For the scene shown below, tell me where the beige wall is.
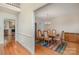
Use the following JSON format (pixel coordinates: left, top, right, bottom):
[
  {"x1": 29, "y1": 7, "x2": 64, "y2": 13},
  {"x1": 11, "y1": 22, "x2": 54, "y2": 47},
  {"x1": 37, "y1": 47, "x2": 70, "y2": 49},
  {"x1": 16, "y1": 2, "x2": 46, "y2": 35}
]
[{"x1": 35, "y1": 3, "x2": 79, "y2": 34}]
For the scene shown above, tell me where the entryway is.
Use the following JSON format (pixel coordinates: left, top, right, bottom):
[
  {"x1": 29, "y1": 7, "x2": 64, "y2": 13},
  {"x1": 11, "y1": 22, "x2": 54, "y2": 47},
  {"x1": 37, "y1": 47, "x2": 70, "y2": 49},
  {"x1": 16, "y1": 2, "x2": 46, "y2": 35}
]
[{"x1": 4, "y1": 19, "x2": 15, "y2": 47}]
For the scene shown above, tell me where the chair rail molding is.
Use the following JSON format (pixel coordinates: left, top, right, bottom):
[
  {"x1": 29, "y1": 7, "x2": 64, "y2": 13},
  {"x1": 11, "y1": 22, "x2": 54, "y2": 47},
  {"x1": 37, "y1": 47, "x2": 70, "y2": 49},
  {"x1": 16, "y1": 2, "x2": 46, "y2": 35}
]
[{"x1": 17, "y1": 32, "x2": 33, "y2": 38}]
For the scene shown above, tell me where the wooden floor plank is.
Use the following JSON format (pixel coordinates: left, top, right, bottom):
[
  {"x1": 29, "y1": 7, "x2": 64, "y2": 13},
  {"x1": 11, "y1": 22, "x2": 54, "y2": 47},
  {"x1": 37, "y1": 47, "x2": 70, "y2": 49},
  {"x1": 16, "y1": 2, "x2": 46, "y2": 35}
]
[
  {"x1": 0, "y1": 41, "x2": 31, "y2": 55},
  {"x1": 35, "y1": 45, "x2": 59, "y2": 55},
  {"x1": 35, "y1": 42, "x2": 79, "y2": 55}
]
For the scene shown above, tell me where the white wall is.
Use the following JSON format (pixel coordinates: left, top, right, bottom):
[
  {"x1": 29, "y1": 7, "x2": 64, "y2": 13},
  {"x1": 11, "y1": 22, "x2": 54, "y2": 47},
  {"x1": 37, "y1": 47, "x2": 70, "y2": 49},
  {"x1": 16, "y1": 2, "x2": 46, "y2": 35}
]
[
  {"x1": 0, "y1": 11, "x2": 17, "y2": 44},
  {"x1": 17, "y1": 3, "x2": 46, "y2": 54},
  {"x1": 35, "y1": 3, "x2": 79, "y2": 34},
  {"x1": 17, "y1": 4, "x2": 34, "y2": 54},
  {"x1": 0, "y1": 3, "x2": 46, "y2": 54}
]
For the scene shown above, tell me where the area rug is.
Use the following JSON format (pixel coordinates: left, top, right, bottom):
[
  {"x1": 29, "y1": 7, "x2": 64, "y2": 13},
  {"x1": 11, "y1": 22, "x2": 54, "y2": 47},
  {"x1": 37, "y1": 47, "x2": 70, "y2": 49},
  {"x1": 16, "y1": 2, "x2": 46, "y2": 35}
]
[
  {"x1": 41, "y1": 42, "x2": 48, "y2": 47},
  {"x1": 36, "y1": 40, "x2": 67, "y2": 54},
  {"x1": 35, "y1": 40, "x2": 48, "y2": 47},
  {"x1": 55, "y1": 42, "x2": 67, "y2": 54},
  {"x1": 35, "y1": 40, "x2": 41, "y2": 45}
]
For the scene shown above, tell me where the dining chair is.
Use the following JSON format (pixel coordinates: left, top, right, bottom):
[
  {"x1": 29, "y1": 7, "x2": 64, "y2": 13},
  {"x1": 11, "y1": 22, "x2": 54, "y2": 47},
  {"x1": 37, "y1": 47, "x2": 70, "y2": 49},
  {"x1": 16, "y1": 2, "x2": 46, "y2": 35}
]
[
  {"x1": 37, "y1": 30, "x2": 43, "y2": 41},
  {"x1": 60, "y1": 31, "x2": 65, "y2": 44},
  {"x1": 48, "y1": 30, "x2": 53, "y2": 37},
  {"x1": 52, "y1": 29, "x2": 56, "y2": 37},
  {"x1": 43, "y1": 31, "x2": 52, "y2": 47},
  {"x1": 53, "y1": 31, "x2": 65, "y2": 47}
]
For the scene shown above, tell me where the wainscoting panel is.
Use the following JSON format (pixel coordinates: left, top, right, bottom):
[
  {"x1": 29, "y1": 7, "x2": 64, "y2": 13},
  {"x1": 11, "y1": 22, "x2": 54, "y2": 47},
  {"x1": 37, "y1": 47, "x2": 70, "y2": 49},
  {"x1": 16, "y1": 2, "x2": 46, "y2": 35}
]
[
  {"x1": 64, "y1": 32, "x2": 79, "y2": 43},
  {"x1": 16, "y1": 33, "x2": 34, "y2": 54}
]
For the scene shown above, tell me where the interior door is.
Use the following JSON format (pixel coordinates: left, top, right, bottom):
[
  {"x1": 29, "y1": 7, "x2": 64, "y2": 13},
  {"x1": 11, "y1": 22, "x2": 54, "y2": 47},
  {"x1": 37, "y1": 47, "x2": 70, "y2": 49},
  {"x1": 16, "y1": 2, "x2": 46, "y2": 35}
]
[{"x1": 4, "y1": 19, "x2": 15, "y2": 46}]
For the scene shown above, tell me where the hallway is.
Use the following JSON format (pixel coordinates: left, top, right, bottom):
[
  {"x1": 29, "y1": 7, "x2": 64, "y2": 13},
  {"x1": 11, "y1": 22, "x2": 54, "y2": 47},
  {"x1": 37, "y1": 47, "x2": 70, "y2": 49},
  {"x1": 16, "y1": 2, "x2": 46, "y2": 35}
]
[{"x1": 0, "y1": 40, "x2": 31, "y2": 55}]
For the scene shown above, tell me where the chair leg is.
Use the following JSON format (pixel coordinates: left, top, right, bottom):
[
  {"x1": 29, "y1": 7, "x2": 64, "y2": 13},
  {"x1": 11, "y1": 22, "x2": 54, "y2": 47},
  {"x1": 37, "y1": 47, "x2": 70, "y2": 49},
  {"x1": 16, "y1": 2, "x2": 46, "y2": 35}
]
[
  {"x1": 53, "y1": 40, "x2": 57, "y2": 46},
  {"x1": 50, "y1": 40, "x2": 52, "y2": 46},
  {"x1": 48, "y1": 40, "x2": 51, "y2": 47}
]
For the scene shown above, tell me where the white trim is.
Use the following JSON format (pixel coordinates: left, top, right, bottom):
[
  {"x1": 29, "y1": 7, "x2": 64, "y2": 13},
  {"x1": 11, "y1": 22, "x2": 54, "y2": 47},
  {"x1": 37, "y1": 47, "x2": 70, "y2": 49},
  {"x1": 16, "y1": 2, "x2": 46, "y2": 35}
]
[
  {"x1": 0, "y1": 3, "x2": 21, "y2": 13},
  {"x1": 17, "y1": 33, "x2": 32, "y2": 38}
]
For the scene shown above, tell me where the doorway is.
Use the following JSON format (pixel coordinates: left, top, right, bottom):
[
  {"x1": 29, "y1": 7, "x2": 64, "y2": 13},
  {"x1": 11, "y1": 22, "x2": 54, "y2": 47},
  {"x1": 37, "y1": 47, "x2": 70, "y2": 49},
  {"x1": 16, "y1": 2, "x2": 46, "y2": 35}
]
[{"x1": 4, "y1": 19, "x2": 15, "y2": 46}]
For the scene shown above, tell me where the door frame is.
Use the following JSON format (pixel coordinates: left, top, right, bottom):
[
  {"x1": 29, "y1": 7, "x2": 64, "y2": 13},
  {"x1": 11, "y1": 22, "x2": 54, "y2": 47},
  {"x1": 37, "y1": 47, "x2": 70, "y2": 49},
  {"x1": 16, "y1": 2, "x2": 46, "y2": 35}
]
[{"x1": 4, "y1": 19, "x2": 16, "y2": 46}]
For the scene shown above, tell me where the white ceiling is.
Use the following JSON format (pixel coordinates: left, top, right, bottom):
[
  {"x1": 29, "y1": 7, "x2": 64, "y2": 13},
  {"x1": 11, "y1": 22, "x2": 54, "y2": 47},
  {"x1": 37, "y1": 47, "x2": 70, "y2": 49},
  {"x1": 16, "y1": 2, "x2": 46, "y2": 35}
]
[
  {"x1": 0, "y1": 3, "x2": 21, "y2": 15},
  {"x1": 0, "y1": 3, "x2": 47, "y2": 15}
]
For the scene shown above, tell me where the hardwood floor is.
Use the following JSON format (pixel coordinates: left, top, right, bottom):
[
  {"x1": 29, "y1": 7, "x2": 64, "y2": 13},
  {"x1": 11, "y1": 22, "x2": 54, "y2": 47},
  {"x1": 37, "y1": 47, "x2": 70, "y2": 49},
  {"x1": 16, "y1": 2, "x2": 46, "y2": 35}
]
[
  {"x1": 0, "y1": 41, "x2": 31, "y2": 55},
  {"x1": 63, "y1": 42, "x2": 79, "y2": 55},
  {"x1": 35, "y1": 42, "x2": 79, "y2": 55},
  {"x1": 35, "y1": 45, "x2": 59, "y2": 55}
]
